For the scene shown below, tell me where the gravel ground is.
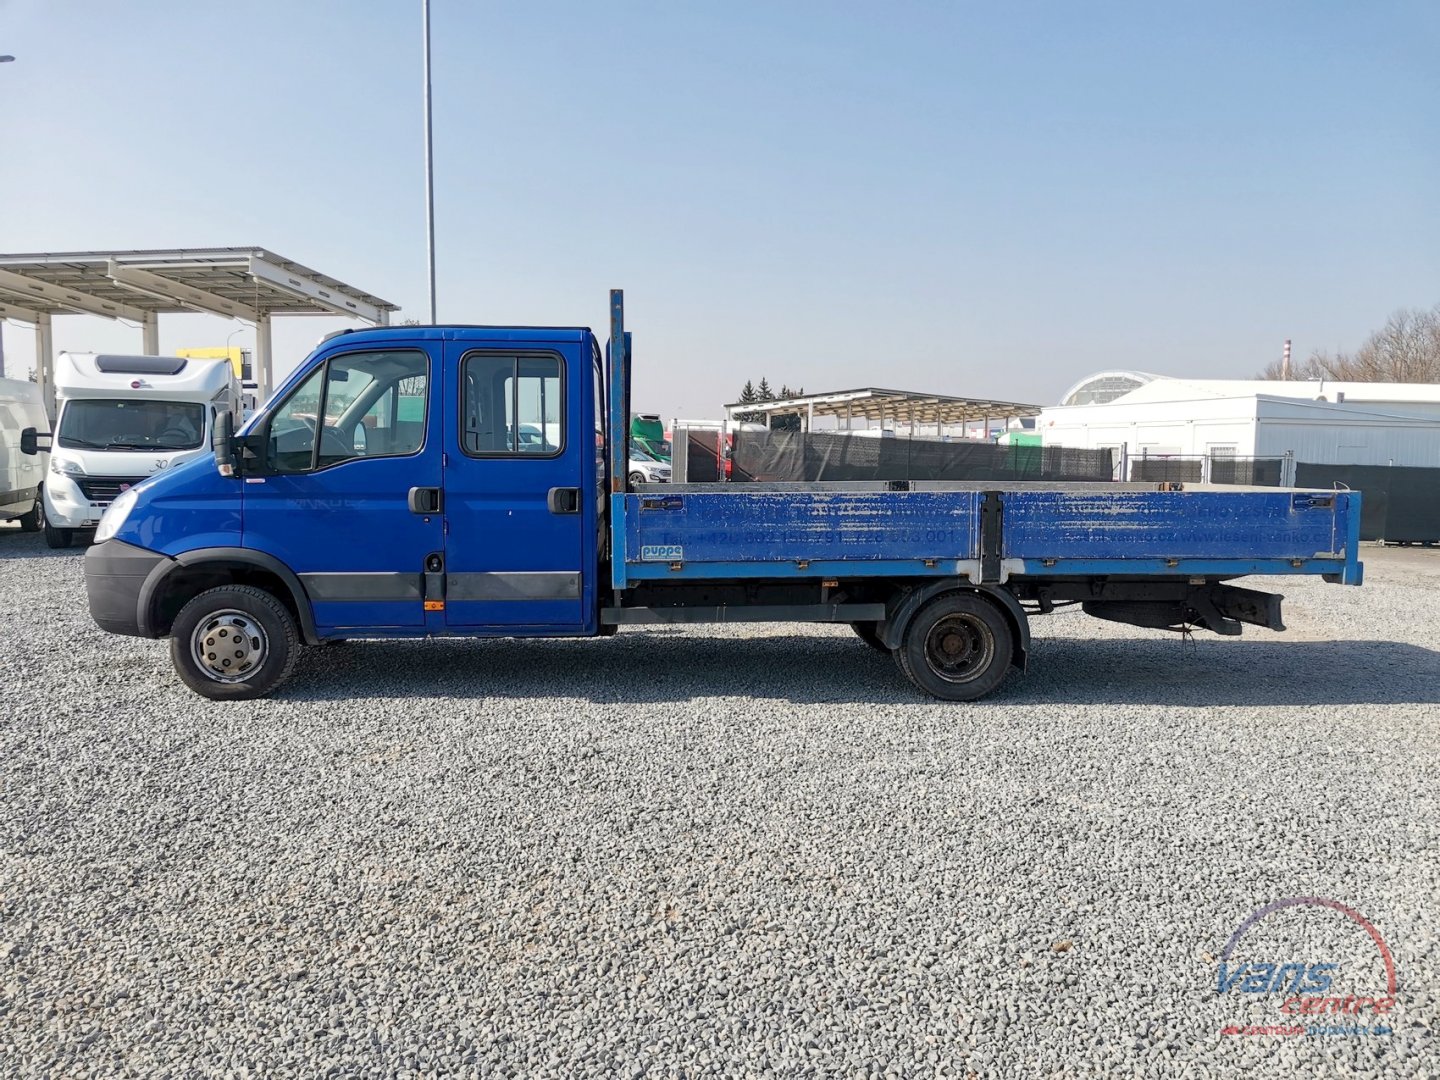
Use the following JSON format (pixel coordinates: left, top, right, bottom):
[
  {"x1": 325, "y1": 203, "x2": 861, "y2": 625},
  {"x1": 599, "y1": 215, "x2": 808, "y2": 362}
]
[{"x1": 1, "y1": 524, "x2": 1436, "y2": 1078}]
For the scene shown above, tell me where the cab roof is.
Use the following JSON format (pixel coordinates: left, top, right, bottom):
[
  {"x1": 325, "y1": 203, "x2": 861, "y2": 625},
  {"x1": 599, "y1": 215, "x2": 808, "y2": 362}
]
[{"x1": 329, "y1": 325, "x2": 595, "y2": 347}]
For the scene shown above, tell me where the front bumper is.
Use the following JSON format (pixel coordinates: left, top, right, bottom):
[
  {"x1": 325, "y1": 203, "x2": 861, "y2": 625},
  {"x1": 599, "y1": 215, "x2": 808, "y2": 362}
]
[
  {"x1": 45, "y1": 476, "x2": 103, "y2": 529},
  {"x1": 85, "y1": 539, "x2": 169, "y2": 637}
]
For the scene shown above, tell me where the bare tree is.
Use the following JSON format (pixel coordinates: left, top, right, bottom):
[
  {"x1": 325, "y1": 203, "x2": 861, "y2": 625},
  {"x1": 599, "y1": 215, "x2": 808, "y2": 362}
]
[{"x1": 1261, "y1": 303, "x2": 1440, "y2": 381}]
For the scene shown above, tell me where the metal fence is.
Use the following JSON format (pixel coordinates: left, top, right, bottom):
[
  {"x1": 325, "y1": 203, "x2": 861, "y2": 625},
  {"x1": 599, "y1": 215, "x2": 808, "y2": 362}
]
[
  {"x1": 730, "y1": 430, "x2": 1116, "y2": 483},
  {"x1": 1125, "y1": 454, "x2": 1288, "y2": 486},
  {"x1": 1294, "y1": 463, "x2": 1440, "y2": 543}
]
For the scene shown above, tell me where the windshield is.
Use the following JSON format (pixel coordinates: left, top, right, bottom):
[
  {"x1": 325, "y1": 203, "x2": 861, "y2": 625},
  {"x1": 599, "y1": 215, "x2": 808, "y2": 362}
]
[{"x1": 58, "y1": 399, "x2": 206, "y2": 451}]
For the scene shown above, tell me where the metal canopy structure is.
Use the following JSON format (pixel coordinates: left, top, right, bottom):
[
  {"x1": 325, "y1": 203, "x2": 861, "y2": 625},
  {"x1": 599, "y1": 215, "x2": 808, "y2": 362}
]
[
  {"x1": 724, "y1": 387, "x2": 1042, "y2": 433},
  {"x1": 0, "y1": 247, "x2": 399, "y2": 411}
]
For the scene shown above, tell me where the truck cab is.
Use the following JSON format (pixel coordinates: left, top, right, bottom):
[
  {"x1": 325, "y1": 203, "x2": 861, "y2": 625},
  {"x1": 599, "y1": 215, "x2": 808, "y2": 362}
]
[
  {"x1": 243, "y1": 326, "x2": 604, "y2": 632},
  {"x1": 84, "y1": 325, "x2": 612, "y2": 693}
]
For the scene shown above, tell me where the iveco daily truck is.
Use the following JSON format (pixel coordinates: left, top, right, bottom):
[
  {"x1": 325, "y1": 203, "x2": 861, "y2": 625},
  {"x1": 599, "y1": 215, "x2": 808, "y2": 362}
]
[{"x1": 72, "y1": 293, "x2": 1362, "y2": 701}]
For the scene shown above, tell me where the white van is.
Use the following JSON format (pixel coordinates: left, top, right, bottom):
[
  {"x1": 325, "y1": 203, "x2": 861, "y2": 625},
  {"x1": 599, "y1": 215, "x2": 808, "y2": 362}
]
[
  {"x1": 0, "y1": 377, "x2": 48, "y2": 532},
  {"x1": 42, "y1": 353, "x2": 241, "y2": 548}
]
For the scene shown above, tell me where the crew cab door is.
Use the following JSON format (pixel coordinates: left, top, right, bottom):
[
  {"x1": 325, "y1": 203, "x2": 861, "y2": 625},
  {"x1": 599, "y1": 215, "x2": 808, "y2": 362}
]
[
  {"x1": 441, "y1": 340, "x2": 591, "y2": 631},
  {"x1": 242, "y1": 345, "x2": 441, "y2": 630}
]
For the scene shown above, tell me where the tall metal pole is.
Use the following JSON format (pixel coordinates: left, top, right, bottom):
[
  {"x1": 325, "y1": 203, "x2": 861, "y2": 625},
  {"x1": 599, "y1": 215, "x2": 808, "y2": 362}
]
[
  {"x1": 0, "y1": 59, "x2": 10, "y2": 375},
  {"x1": 422, "y1": 0, "x2": 437, "y2": 324}
]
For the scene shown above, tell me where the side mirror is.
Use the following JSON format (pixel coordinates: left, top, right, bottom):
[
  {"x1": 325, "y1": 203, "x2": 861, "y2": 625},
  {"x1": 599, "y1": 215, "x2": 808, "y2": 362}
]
[
  {"x1": 19, "y1": 427, "x2": 50, "y2": 456},
  {"x1": 213, "y1": 412, "x2": 238, "y2": 476}
]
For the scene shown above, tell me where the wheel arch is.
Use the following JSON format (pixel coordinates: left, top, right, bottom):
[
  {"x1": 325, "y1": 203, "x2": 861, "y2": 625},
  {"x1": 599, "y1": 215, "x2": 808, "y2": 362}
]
[
  {"x1": 878, "y1": 579, "x2": 1029, "y2": 670},
  {"x1": 139, "y1": 547, "x2": 321, "y2": 645}
]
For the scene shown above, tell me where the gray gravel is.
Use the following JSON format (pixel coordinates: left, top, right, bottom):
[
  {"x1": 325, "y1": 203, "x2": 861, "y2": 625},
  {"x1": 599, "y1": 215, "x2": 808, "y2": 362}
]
[{"x1": 1, "y1": 524, "x2": 1436, "y2": 1078}]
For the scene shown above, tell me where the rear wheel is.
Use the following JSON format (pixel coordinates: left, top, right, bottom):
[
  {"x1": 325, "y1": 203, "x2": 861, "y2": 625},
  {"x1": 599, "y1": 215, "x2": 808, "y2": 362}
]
[
  {"x1": 897, "y1": 592, "x2": 1014, "y2": 701},
  {"x1": 169, "y1": 585, "x2": 300, "y2": 700},
  {"x1": 850, "y1": 621, "x2": 889, "y2": 653}
]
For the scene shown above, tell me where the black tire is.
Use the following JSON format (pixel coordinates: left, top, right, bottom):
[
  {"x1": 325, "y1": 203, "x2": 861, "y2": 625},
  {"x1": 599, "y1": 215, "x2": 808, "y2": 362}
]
[
  {"x1": 897, "y1": 591, "x2": 1014, "y2": 701},
  {"x1": 43, "y1": 515, "x2": 74, "y2": 549},
  {"x1": 850, "y1": 621, "x2": 890, "y2": 653},
  {"x1": 18, "y1": 501, "x2": 41, "y2": 533},
  {"x1": 628, "y1": 471, "x2": 646, "y2": 487},
  {"x1": 168, "y1": 585, "x2": 300, "y2": 700}
]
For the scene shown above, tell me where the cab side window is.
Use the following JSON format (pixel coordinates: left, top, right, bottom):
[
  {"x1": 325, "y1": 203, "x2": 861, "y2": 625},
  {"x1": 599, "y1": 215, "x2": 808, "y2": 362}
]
[
  {"x1": 268, "y1": 350, "x2": 428, "y2": 473},
  {"x1": 269, "y1": 366, "x2": 324, "y2": 473},
  {"x1": 460, "y1": 352, "x2": 564, "y2": 457}
]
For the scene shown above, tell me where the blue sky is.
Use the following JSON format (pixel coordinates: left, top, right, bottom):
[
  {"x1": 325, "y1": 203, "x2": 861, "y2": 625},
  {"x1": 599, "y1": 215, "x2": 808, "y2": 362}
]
[{"x1": 1, "y1": 0, "x2": 1437, "y2": 416}]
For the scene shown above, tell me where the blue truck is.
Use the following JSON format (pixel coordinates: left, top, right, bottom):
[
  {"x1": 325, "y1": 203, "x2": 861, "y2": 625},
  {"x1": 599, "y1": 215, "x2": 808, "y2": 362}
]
[{"x1": 75, "y1": 291, "x2": 1363, "y2": 702}]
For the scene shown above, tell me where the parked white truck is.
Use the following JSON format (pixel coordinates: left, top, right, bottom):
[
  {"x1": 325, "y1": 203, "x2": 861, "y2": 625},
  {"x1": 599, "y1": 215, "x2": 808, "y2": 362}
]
[
  {"x1": 1, "y1": 377, "x2": 49, "y2": 532},
  {"x1": 41, "y1": 353, "x2": 241, "y2": 548}
]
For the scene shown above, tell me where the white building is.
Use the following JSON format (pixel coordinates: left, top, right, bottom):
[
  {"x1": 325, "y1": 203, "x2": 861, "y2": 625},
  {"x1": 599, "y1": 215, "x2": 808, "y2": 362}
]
[{"x1": 1041, "y1": 374, "x2": 1440, "y2": 468}]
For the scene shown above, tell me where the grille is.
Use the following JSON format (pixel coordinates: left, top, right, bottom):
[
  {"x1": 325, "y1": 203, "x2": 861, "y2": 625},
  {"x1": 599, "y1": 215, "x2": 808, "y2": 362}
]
[{"x1": 77, "y1": 477, "x2": 146, "y2": 502}]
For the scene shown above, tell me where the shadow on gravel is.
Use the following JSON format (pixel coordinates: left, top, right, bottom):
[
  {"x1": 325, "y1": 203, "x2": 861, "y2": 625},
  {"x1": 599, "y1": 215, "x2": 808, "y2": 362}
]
[
  {"x1": 282, "y1": 633, "x2": 1440, "y2": 707},
  {"x1": 0, "y1": 524, "x2": 87, "y2": 560}
]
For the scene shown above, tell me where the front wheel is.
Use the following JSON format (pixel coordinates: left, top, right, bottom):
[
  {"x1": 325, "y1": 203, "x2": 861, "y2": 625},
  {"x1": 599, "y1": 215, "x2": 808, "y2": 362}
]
[
  {"x1": 628, "y1": 470, "x2": 646, "y2": 487},
  {"x1": 169, "y1": 585, "x2": 300, "y2": 700},
  {"x1": 896, "y1": 592, "x2": 1014, "y2": 701},
  {"x1": 43, "y1": 516, "x2": 74, "y2": 549},
  {"x1": 18, "y1": 500, "x2": 41, "y2": 533}
]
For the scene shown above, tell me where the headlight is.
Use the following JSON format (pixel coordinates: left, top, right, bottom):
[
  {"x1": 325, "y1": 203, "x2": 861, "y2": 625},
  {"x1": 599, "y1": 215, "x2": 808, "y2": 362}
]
[
  {"x1": 50, "y1": 456, "x2": 86, "y2": 477},
  {"x1": 95, "y1": 487, "x2": 139, "y2": 543}
]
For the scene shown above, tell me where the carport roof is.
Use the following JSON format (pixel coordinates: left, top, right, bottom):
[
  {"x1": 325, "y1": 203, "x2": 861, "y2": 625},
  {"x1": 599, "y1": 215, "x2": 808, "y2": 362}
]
[
  {"x1": 0, "y1": 247, "x2": 398, "y2": 325},
  {"x1": 725, "y1": 387, "x2": 1042, "y2": 425}
]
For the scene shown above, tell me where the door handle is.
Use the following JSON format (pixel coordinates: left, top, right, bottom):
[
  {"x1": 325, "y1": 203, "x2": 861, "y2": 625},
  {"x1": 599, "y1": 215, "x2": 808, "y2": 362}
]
[
  {"x1": 547, "y1": 487, "x2": 581, "y2": 514},
  {"x1": 408, "y1": 486, "x2": 442, "y2": 514}
]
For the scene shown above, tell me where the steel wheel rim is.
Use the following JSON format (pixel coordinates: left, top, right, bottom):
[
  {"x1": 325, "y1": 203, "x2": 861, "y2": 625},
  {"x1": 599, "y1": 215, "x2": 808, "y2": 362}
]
[
  {"x1": 190, "y1": 609, "x2": 268, "y2": 683},
  {"x1": 923, "y1": 613, "x2": 995, "y2": 684}
]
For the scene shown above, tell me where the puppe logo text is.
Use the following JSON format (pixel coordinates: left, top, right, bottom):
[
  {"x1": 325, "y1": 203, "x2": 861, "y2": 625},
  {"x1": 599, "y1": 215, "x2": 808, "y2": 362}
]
[{"x1": 1215, "y1": 896, "x2": 1398, "y2": 1037}]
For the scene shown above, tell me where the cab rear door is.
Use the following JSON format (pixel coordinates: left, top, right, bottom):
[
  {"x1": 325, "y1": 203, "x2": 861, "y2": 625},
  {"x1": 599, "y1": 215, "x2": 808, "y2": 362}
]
[{"x1": 440, "y1": 335, "x2": 593, "y2": 632}]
